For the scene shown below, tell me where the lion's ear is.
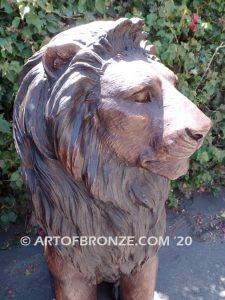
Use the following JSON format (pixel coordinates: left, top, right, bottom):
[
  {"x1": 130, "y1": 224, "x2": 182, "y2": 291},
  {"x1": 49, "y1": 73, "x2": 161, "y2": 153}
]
[
  {"x1": 140, "y1": 41, "x2": 157, "y2": 56},
  {"x1": 42, "y1": 42, "x2": 82, "y2": 79},
  {"x1": 145, "y1": 44, "x2": 156, "y2": 55}
]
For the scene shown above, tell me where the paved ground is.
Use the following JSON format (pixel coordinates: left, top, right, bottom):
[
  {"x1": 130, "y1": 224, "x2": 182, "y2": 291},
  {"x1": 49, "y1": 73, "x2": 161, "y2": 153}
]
[{"x1": 0, "y1": 189, "x2": 224, "y2": 300}]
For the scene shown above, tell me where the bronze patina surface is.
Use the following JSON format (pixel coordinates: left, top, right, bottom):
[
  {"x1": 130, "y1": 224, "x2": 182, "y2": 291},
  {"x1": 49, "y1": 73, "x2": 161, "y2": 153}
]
[{"x1": 13, "y1": 18, "x2": 211, "y2": 300}]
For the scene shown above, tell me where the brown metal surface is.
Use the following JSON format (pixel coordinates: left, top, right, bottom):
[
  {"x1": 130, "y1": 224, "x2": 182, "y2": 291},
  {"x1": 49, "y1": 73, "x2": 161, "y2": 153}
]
[{"x1": 13, "y1": 18, "x2": 211, "y2": 299}]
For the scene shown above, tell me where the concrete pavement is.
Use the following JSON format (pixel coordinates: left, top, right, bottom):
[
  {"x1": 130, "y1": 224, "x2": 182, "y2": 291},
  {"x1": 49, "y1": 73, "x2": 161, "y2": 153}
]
[{"x1": 0, "y1": 189, "x2": 224, "y2": 300}]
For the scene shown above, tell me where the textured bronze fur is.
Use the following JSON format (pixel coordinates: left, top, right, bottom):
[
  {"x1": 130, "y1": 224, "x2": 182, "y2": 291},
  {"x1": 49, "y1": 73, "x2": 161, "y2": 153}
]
[{"x1": 13, "y1": 18, "x2": 211, "y2": 298}]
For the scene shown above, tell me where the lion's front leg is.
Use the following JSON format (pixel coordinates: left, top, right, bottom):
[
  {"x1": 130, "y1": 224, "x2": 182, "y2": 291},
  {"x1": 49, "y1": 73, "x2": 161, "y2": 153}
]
[
  {"x1": 44, "y1": 245, "x2": 97, "y2": 300},
  {"x1": 120, "y1": 254, "x2": 158, "y2": 300}
]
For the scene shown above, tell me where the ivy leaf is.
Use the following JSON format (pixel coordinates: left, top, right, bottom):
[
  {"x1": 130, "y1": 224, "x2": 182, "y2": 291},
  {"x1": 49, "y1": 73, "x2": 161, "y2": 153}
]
[
  {"x1": 212, "y1": 148, "x2": 225, "y2": 163},
  {"x1": 146, "y1": 13, "x2": 157, "y2": 28},
  {"x1": 198, "y1": 151, "x2": 210, "y2": 162},
  {"x1": 95, "y1": 0, "x2": 105, "y2": 14},
  {"x1": 45, "y1": 3, "x2": 53, "y2": 13},
  {"x1": 10, "y1": 171, "x2": 20, "y2": 182},
  {"x1": 12, "y1": 17, "x2": 20, "y2": 28},
  {"x1": 1, "y1": 0, "x2": 13, "y2": 14},
  {"x1": 25, "y1": 13, "x2": 42, "y2": 33},
  {"x1": 0, "y1": 214, "x2": 8, "y2": 223},
  {"x1": 0, "y1": 116, "x2": 10, "y2": 134},
  {"x1": 7, "y1": 212, "x2": 17, "y2": 222},
  {"x1": 222, "y1": 127, "x2": 225, "y2": 139},
  {"x1": 164, "y1": 0, "x2": 175, "y2": 16},
  {"x1": 22, "y1": 26, "x2": 33, "y2": 39}
]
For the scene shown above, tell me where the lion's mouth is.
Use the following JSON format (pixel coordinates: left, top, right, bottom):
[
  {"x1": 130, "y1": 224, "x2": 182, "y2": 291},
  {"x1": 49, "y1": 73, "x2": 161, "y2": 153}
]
[
  {"x1": 139, "y1": 123, "x2": 211, "y2": 180},
  {"x1": 139, "y1": 141, "x2": 195, "y2": 180}
]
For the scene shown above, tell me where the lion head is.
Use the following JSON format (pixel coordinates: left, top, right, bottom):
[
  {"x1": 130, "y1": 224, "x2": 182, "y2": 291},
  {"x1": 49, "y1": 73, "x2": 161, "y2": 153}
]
[{"x1": 13, "y1": 18, "x2": 211, "y2": 282}]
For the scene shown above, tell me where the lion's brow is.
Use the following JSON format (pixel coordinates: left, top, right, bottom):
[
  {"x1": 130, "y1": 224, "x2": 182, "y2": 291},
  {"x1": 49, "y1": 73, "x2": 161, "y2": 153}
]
[{"x1": 116, "y1": 78, "x2": 160, "y2": 98}]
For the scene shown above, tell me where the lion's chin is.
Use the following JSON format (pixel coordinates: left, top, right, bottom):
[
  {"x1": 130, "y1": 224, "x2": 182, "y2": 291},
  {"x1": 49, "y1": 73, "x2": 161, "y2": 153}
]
[{"x1": 142, "y1": 158, "x2": 190, "y2": 180}]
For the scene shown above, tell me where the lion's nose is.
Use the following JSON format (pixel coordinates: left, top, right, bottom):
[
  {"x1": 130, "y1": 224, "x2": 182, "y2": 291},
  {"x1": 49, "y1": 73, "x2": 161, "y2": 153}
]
[
  {"x1": 185, "y1": 128, "x2": 203, "y2": 141},
  {"x1": 185, "y1": 118, "x2": 212, "y2": 142}
]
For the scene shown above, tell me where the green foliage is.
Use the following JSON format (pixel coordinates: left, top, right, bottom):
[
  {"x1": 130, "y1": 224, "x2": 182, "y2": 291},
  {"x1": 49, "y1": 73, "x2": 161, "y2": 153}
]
[{"x1": 0, "y1": 0, "x2": 224, "y2": 228}]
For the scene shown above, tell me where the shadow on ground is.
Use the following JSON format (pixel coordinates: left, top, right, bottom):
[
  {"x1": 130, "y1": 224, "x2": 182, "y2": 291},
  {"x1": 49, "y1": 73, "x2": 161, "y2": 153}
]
[{"x1": 0, "y1": 189, "x2": 224, "y2": 300}]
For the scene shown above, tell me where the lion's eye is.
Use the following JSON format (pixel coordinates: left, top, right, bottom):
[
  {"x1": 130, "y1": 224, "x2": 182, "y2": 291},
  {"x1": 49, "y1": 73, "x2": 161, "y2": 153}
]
[{"x1": 134, "y1": 91, "x2": 152, "y2": 103}]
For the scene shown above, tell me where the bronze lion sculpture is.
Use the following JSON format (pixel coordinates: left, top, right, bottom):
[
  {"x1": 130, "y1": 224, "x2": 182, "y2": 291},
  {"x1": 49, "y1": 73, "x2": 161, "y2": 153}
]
[{"x1": 13, "y1": 18, "x2": 211, "y2": 300}]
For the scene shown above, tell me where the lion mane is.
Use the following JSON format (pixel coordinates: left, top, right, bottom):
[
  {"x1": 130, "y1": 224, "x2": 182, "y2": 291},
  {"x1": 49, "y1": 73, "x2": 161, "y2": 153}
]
[{"x1": 13, "y1": 18, "x2": 170, "y2": 284}]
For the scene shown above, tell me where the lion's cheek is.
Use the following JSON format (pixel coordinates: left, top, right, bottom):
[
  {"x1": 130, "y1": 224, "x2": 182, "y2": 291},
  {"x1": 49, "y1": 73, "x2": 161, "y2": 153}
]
[
  {"x1": 96, "y1": 106, "x2": 153, "y2": 164},
  {"x1": 102, "y1": 131, "x2": 150, "y2": 165}
]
